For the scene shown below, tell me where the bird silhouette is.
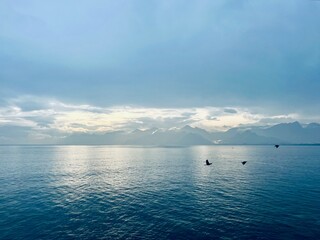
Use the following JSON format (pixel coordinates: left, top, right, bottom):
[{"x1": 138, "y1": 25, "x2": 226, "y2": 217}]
[
  {"x1": 275, "y1": 145, "x2": 280, "y2": 148},
  {"x1": 241, "y1": 161, "x2": 247, "y2": 165},
  {"x1": 206, "y1": 159, "x2": 212, "y2": 165}
]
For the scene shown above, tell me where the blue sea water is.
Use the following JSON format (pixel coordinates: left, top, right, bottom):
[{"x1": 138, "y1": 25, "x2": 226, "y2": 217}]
[{"x1": 0, "y1": 145, "x2": 319, "y2": 240}]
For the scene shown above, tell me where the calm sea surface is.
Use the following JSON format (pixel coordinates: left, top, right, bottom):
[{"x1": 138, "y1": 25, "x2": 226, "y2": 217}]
[{"x1": 0, "y1": 145, "x2": 319, "y2": 239}]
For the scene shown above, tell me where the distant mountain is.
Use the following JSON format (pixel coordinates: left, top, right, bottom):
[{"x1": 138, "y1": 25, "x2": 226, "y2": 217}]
[
  {"x1": 303, "y1": 123, "x2": 320, "y2": 143},
  {"x1": 61, "y1": 127, "x2": 213, "y2": 146},
  {"x1": 61, "y1": 131, "x2": 126, "y2": 145},
  {"x1": 256, "y1": 121, "x2": 304, "y2": 143},
  {"x1": 59, "y1": 122, "x2": 320, "y2": 145},
  {"x1": 180, "y1": 125, "x2": 213, "y2": 140},
  {"x1": 124, "y1": 129, "x2": 213, "y2": 146},
  {"x1": 222, "y1": 130, "x2": 282, "y2": 145},
  {"x1": 305, "y1": 123, "x2": 320, "y2": 129},
  {"x1": 252, "y1": 122, "x2": 320, "y2": 144}
]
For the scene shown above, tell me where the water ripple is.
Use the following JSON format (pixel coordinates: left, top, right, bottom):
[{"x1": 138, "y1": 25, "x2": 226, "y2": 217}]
[{"x1": 0, "y1": 145, "x2": 320, "y2": 239}]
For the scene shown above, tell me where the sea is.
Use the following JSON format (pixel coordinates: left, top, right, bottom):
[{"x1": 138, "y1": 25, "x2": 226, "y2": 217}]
[{"x1": 0, "y1": 145, "x2": 319, "y2": 240}]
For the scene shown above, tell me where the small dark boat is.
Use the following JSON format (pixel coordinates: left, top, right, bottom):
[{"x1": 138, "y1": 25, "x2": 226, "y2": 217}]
[
  {"x1": 241, "y1": 161, "x2": 247, "y2": 165},
  {"x1": 275, "y1": 145, "x2": 280, "y2": 148},
  {"x1": 206, "y1": 159, "x2": 212, "y2": 165}
]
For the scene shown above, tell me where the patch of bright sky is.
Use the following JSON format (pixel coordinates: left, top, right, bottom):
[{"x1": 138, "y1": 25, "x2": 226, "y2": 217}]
[{"x1": 0, "y1": 96, "x2": 313, "y2": 136}]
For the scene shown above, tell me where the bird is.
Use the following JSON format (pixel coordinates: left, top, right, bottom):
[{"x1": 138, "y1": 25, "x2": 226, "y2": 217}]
[
  {"x1": 274, "y1": 144, "x2": 280, "y2": 148},
  {"x1": 206, "y1": 159, "x2": 212, "y2": 165},
  {"x1": 241, "y1": 161, "x2": 247, "y2": 165}
]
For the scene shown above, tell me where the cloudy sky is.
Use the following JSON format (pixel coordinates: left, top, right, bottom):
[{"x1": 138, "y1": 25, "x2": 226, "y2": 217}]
[{"x1": 1, "y1": 0, "x2": 320, "y2": 143}]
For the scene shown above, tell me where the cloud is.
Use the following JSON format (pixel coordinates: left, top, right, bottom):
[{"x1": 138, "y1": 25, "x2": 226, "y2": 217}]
[
  {"x1": 224, "y1": 108, "x2": 237, "y2": 114},
  {"x1": 258, "y1": 115, "x2": 297, "y2": 125},
  {"x1": 1, "y1": 1, "x2": 320, "y2": 143},
  {"x1": 0, "y1": 1, "x2": 319, "y2": 112},
  {"x1": 1, "y1": 95, "x2": 319, "y2": 144},
  {"x1": 206, "y1": 116, "x2": 219, "y2": 121}
]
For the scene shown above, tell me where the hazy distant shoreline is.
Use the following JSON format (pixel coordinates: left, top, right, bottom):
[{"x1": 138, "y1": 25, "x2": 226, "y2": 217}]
[{"x1": 1, "y1": 144, "x2": 320, "y2": 147}]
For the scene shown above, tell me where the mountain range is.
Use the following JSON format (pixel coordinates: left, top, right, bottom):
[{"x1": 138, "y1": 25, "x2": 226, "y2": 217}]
[{"x1": 61, "y1": 121, "x2": 320, "y2": 146}]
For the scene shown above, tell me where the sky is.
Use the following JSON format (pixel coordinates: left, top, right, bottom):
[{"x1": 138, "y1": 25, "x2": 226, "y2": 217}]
[{"x1": 0, "y1": 0, "x2": 320, "y2": 143}]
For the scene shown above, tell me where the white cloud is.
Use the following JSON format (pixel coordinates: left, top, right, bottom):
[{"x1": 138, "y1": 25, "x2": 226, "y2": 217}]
[{"x1": 0, "y1": 96, "x2": 319, "y2": 142}]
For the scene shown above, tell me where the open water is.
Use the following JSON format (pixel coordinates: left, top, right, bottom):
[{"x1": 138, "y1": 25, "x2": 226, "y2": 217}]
[{"x1": 0, "y1": 145, "x2": 319, "y2": 239}]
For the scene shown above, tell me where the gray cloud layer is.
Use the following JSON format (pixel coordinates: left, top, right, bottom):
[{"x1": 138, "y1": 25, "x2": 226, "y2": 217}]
[{"x1": 0, "y1": 1, "x2": 320, "y2": 115}]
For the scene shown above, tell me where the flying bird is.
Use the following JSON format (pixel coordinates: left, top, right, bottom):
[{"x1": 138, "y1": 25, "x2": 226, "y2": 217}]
[
  {"x1": 206, "y1": 159, "x2": 212, "y2": 165},
  {"x1": 241, "y1": 161, "x2": 247, "y2": 165},
  {"x1": 275, "y1": 145, "x2": 280, "y2": 148}
]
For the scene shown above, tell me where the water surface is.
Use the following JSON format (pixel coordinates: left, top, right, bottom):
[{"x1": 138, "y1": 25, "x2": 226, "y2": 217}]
[{"x1": 0, "y1": 145, "x2": 319, "y2": 239}]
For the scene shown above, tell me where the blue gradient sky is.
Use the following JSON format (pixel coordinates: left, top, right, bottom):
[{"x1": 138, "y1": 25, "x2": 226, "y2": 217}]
[{"x1": 0, "y1": 0, "x2": 320, "y2": 142}]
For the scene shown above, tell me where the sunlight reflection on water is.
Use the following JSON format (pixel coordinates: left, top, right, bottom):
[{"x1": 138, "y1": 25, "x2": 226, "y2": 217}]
[{"x1": 0, "y1": 145, "x2": 319, "y2": 239}]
